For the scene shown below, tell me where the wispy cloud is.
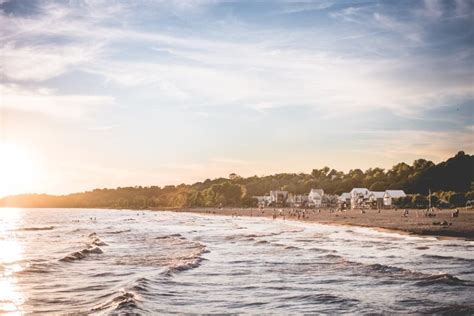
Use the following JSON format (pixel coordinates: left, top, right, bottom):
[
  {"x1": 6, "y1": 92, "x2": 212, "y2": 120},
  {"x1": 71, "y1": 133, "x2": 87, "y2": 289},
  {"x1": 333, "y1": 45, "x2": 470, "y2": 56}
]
[
  {"x1": 2, "y1": 0, "x2": 471, "y2": 118},
  {"x1": 1, "y1": 42, "x2": 103, "y2": 81},
  {"x1": 1, "y1": 84, "x2": 114, "y2": 118}
]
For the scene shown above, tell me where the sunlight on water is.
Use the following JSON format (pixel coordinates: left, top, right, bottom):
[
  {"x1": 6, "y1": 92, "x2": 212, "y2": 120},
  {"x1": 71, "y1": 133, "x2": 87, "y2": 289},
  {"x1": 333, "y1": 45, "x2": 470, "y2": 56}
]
[
  {"x1": 0, "y1": 208, "x2": 25, "y2": 315},
  {"x1": 0, "y1": 240, "x2": 23, "y2": 265}
]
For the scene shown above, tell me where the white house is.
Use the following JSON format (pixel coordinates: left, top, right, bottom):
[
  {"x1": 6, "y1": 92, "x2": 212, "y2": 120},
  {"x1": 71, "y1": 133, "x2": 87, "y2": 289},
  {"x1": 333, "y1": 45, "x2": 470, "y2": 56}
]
[
  {"x1": 383, "y1": 190, "x2": 406, "y2": 207},
  {"x1": 269, "y1": 190, "x2": 288, "y2": 206},
  {"x1": 287, "y1": 194, "x2": 308, "y2": 207},
  {"x1": 308, "y1": 189, "x2": 324, "y2": 207},
  {"x1": 322, "y1": 194, "x2": 339, "y2": 207},
  {"x1": 253, "y1": 196, "x2": 269, "y2": 207},
  {"x1": 338, "y1": 192, "x2": 351, "y2": 207},
  {"x1": 350, "y1": 188, "x2": 370, "y2": 208},
  {"x1": 368, "y1": 191, "x2": 385, "y2": 209}
]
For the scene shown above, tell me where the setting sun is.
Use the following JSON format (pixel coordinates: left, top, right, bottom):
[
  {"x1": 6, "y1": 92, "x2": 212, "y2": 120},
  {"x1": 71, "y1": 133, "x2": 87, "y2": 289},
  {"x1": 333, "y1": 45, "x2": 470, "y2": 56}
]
[{"x1": 0, "y1": 143, "x2": 36, "y2": 197}]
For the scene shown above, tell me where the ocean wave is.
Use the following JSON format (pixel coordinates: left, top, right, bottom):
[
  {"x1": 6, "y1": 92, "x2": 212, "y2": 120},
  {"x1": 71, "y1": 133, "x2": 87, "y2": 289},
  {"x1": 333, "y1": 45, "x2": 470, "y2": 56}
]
[
  {"x1": 131, "y1": 277, "x2": 152, "y2": 293},
  {"x1": 282, "y1": 293, "x2": 360, "y2": 306},
  {"x1": 106, "y1": 229, "x2": 131, "y2": 234},
  {"x1": 16, "y1": 261, "x2": 57, "y2": 275},
  {"x1": 295, "y1": 238, "x2": 315, "y2": 243},
  {"x1": 60, "y1": 233, "x2": 107, "y2": 262},
  {"x1": 60, "y1": 246, "x2": 103, "y2": 262},
  {"x1": 162, "y1": 244, "x2": 207, "y2": 275},
  {"x1": 156, "y1": 233, "x2": 184, "y2": 240},
  {"x1": 111, "y1": 234, "x2": 208, "y2": 274},
  {"x1": 340, "y1": 260, "x2": 473, "y2": 287},
  {"x1": 92, "y1": 290, "x2": 142, "y2": 313},
  {"x1": 421, "y1": 304, "x2": 474, "y2": 314},
  {"x1": 414, "y1": 273, "x2": 473, "y2": 287},
  {"x1": 421, "y1": 254, "x2": 474, "y2": 264},
  {"x1": 15, "y1": 226, "x2": 55, "y2": 231},
  {"x1": 309, "y1": 247, "x2": 333, "y2": 253},
  {"x1": 323, "y1": 254, "x2": 343, "y2": 260}
]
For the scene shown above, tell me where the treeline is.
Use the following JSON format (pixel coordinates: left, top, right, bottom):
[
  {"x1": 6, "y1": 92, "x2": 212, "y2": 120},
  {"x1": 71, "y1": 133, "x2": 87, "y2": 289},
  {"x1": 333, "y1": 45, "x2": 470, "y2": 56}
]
[
  {"x1": 394, "y1": 191, "x2": 474, "y2": 209},
  {"x1": 1, "y1": 151, "x2": 473, "y2": 209}
]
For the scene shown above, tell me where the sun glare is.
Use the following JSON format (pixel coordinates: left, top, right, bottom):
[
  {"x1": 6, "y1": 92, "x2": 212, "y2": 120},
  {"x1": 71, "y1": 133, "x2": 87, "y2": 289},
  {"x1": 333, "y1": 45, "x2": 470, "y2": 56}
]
[{"x1": 0, "y1": 143, "x2": 37, "y2": 197}]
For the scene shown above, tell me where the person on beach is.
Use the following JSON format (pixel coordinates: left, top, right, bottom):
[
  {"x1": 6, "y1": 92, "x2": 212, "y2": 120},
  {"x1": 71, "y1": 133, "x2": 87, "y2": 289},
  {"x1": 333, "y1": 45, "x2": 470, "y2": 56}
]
[{"x1": 403, "y1": 209, "x2": 409, "y2": 217}]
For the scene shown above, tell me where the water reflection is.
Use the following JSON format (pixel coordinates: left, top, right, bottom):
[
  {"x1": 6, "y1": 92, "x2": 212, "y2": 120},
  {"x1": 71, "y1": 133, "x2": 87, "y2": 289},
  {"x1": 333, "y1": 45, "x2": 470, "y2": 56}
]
[{"x1": 0, "y1": 208, "x2": 25, "y2": 315}]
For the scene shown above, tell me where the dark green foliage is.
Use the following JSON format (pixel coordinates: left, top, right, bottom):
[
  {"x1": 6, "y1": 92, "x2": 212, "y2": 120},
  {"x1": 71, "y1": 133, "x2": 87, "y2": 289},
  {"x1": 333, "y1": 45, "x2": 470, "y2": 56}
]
[
  {"x1": 412, "y1": 194, "x2": 429, "y2": 208},
  {"x1": 369, "y1": 181, "x2": 386, "y2": 191},
  {"x1": 448, "y1": 192, "x2": 467, "y2": 207},
  {"x1": 1, "y1": 151, "x2": 473, "y2": 208}
]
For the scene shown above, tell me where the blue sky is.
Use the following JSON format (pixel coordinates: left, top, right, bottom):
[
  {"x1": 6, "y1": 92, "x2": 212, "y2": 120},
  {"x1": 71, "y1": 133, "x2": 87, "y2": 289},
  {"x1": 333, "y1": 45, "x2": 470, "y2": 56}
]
[{"x1": 1, "y1": 0, "x2": 473, "y2": 196}]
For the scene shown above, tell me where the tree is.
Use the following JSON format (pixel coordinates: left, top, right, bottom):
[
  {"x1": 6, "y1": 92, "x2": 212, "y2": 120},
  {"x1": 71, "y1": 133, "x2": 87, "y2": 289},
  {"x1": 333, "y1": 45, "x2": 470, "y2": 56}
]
[
  {"x1": 449, "y1": 193, "x2": 467, "y2": 207},
  {"x1": 229, "y1": 173, "x2": 241, "y2": 180},
  {"x1": 412, "y1": 194, "x2": 428, "y2": 208},
  {"x1": 369, "y1": 181, "x2": 386, "y2": 191}
]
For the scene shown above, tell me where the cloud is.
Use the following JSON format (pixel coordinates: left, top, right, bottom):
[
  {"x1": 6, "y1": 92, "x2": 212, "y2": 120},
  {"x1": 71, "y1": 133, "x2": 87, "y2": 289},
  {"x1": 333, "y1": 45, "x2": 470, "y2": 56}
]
[
  {"x1": 273, "y1": 1, "x2": 334, "y2": 15},
  {"x1": 1, "y1": 42, "x2": 103, "y2": 81},
  {"x1": 1, "y1": 1, "x2": 472, "y2": 127},
  {"x1": 420, "y1": 0, "x2": 444, "y2": 19},
  {"x1": 373, "y1": 12, "x2": 423, "y2": 43},
  {"x1": 0, "y1": 84, "x2": 114, "y2": 118}
]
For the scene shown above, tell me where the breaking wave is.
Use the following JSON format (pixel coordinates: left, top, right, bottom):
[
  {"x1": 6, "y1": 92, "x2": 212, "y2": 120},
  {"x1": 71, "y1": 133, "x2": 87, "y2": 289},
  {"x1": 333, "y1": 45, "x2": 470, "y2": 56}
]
[
  {"x1": 337, "y1": 260, "x2": 473, "y2": 287},
  {"x1": 112, "y1": 233, "x2": 208, "y2": 275},
  {"x1": 59, "y1": 233, "x2": 107, "y2": 262},
  {"x1": 92, "y1": 290, "x2": 142, "y2": 313}
]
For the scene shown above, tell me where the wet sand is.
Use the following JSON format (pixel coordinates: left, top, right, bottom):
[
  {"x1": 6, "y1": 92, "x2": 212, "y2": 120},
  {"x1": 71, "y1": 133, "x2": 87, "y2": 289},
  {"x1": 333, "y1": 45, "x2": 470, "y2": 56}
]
[{"x1": 156, "y1": 207, "x2": 474, "y2": 240}]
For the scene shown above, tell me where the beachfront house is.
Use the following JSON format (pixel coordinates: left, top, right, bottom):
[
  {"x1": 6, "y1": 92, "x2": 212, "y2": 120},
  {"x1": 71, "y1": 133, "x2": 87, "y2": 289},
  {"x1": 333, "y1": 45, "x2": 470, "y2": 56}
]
[
  {"x1": 308, "y1": 189, "x2": 324, "y2": 207},
  {"x1": 254, "y1": 196, "x2": 269, "y2": 207},
  {"x1": 350, "y1": 188, "x2": 370, "y2": 209},
  {"x1": 368, "y1": 191, "x2": 385, "y2": 209},
  {"x1": 322, "y1": 194, "x2": 339, "y2": 207},
  {"x1": 269, "y1": 190, "x2": 288, "y2": 206},
  {"x1": 287, "y1": 194, "x2": 309, "y2": 208},
  {"x1": 383, "y1": 190, "x2": 406, "y2": 207},
  {"x1": 338, "y1": 192, "x2": 351, "y2": 208}
]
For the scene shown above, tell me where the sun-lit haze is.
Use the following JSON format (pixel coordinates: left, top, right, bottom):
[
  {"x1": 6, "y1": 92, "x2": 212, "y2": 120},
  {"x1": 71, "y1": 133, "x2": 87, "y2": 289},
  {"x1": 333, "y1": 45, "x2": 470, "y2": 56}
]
[
  {"x1": 0, "y1": 144, "x2": 39, "y2": 197},
  {"x1": 1, "y1": 0, "x2": 473, "y2": 197}
]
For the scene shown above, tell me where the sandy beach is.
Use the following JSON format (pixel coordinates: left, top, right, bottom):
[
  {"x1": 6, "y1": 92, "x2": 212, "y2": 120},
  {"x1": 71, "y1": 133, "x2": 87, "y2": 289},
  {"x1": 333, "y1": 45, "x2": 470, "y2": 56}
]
[{"x1": 157, "y1": 207, "x2": 474, "y2": 239}]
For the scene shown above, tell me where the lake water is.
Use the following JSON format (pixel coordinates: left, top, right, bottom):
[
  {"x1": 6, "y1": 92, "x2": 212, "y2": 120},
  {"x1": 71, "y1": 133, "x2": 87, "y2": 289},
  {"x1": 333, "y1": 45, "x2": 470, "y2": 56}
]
[{"x1": 0, "y1": 208, "x2": 473, "y2": 314}]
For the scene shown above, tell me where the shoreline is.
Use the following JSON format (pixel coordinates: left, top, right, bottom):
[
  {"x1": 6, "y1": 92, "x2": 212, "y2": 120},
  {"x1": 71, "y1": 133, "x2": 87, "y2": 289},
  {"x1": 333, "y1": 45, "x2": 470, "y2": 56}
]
[
  {"x1": 152, "y1": 207, "x2": 474, "y2": 240},
  {"x1": 1, "y1": 206, "x2": 472, "y2": 240}
]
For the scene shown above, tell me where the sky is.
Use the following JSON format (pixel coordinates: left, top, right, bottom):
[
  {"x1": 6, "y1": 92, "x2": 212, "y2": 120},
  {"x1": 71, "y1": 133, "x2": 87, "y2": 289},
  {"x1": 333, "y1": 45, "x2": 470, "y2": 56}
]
[{"x1": 0, "y1": 0, "x2": 473, "y2": 197}]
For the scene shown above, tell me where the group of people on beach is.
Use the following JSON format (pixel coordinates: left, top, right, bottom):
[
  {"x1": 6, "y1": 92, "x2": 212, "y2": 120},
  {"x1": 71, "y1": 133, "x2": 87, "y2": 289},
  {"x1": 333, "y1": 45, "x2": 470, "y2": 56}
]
[
  {"x1": 212, "y1": 205, "x2": 462, "y2": 224},
  {"x1": 267, "y1": 208, "x2": 309, "y2": 220}
]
